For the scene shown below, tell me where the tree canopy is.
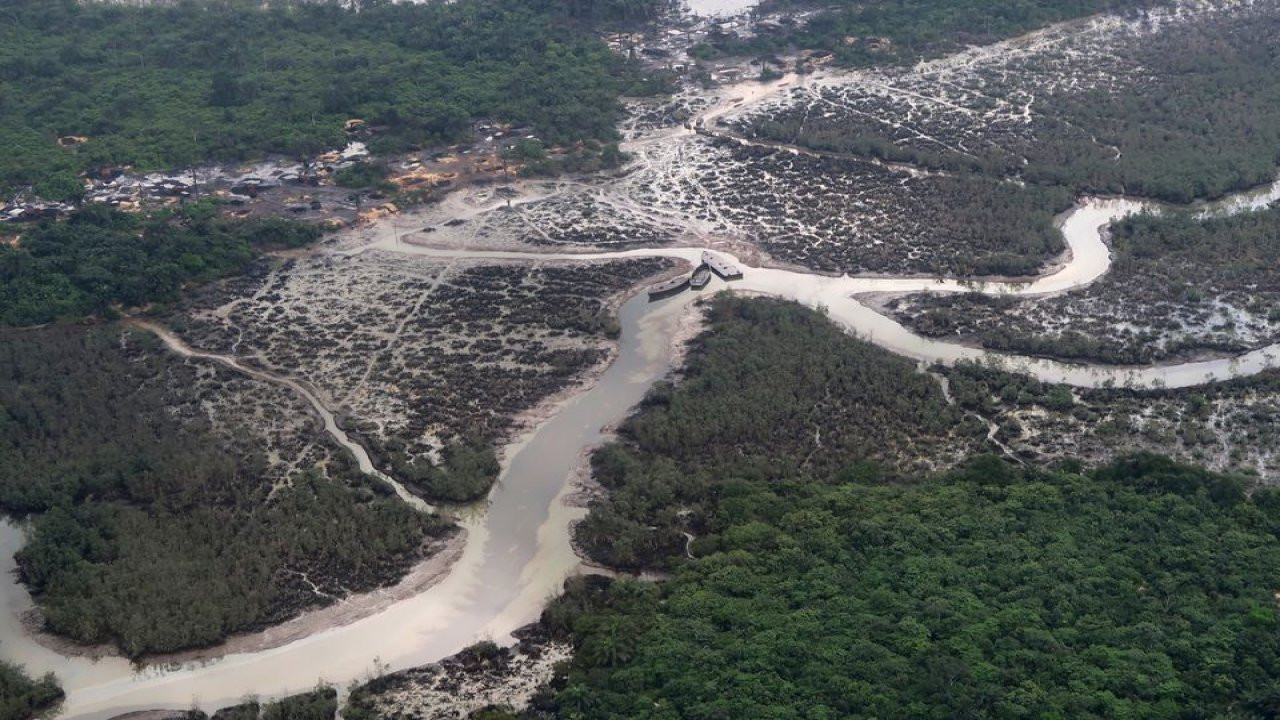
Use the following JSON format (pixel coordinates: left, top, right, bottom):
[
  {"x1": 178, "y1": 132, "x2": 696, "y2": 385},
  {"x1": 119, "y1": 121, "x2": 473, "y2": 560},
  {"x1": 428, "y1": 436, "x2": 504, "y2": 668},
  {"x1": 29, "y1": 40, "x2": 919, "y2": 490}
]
[
  {"x1": 528, "y1": 298, "x2": 1280, "y2": 719},
  {"x1": 0, "y1": 203, "x2": 319, "y2": 326},
  {"x1": 0, "y1": 659, "x2": 62, "y2": 720},
  {"x1": 0, "y1": 0, "x2": 670, "y2": 196}
]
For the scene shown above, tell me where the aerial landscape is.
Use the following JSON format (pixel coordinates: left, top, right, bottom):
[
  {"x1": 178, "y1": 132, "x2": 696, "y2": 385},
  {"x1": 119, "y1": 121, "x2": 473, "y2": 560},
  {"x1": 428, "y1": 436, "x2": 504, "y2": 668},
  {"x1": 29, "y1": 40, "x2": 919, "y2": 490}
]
[{"x1": 3, "y1": 0, "x2": 1280, "y2": 718}]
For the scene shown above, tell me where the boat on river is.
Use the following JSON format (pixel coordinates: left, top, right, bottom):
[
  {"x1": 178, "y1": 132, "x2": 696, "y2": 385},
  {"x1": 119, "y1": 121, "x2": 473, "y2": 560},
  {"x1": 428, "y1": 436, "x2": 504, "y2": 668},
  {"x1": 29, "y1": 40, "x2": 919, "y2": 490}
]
[
  {"x1": 690, "y1": 266, "x2": 712, "y2": 290},
  {"x1": 702, "y1": 251, "x2": 742, "y2": 280},
  {"x1": 648, "y1": 274, "x2": 691, "y2": 300}
]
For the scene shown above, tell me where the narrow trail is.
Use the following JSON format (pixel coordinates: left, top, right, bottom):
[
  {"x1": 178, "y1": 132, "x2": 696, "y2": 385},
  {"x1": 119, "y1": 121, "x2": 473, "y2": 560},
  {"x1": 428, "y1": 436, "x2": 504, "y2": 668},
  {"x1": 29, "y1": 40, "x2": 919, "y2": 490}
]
[
  {"x1": 342, "y1": 261, "x2": 455, "y2": 406},
  {"x1": 926, "y1": 366, "x2": 1024, "y2": 464},
  {"x1": 128, "y1": 319, "x2": 434, "y2": 514},
  {"x1": 5, "y1": 8, "x2": 1280, "y2": 717}
]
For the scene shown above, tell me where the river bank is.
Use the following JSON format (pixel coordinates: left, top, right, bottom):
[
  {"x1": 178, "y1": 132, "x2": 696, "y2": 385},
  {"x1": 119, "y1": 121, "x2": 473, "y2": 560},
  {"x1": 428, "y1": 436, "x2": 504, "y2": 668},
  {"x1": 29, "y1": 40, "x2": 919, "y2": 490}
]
[
  {"x1": 0, "y1": 280, "x2": 703, "y2": 719},
  {"x1": 10, "y1": 114, "x2": 1277, "y2": 720},
  {"x1": 3, "y1": 8, "x2": 1280, "y2": 715},
  {"x1": 11, "y1": 530, "x2": 465, "y2": 667}
]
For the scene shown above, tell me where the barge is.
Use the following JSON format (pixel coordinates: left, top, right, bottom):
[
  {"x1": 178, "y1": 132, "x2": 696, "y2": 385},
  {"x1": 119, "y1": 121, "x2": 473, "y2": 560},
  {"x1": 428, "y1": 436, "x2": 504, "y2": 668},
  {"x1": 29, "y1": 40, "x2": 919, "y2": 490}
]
[
  {"x1": 702, "y1": 251, "x2": 743, "y2": 280},
  {"x1": 690, "y1": 266, "x2": 712, "y2": 290},
  {"x1": 648, "y1": 274, "x2": 691, "y2": 300}
]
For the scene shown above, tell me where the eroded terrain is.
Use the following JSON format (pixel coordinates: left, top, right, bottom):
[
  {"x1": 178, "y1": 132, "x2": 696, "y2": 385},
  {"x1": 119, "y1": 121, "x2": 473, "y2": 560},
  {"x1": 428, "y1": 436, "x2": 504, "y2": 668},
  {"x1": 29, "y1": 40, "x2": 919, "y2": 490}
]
[
  {"x1": 942, "y1": 361, "x2": 1280, "y2": 481},
  {"x1": 886, "y1": 199, "x2": 1280, "y2": 364},
  {"x1": 171, "y1": 253, "x2": 676, "y2": 500}
]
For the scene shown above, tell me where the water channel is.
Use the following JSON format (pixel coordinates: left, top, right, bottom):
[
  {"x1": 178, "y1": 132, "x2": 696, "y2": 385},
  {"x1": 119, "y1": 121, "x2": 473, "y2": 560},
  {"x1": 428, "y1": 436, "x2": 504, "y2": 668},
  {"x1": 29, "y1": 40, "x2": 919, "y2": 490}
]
[
  {"x1": 3, "y1": 31, "x2": 1280, "y2": 718},
  {"x1": 4, "y1": 173, "x2": 1277, "y2": 716},
  {"x1": 0, "y1": 285, "x2": 701, "y2": 719}
]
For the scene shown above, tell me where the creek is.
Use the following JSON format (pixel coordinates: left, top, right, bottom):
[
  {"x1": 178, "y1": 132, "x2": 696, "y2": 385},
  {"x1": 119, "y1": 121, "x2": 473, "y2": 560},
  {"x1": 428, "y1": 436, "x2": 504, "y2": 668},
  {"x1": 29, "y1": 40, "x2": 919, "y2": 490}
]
[
  {"x1": 0, "y1": 285, "x2": 701, "y2": 719},
  {"x1": 2, "y1": 37, "x2": 1280, "y2": 719}
]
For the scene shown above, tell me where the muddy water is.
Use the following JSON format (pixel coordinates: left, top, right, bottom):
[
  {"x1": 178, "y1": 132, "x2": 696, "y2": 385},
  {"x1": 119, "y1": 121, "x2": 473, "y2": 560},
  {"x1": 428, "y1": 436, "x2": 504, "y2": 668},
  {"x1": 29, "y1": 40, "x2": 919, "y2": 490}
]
[
  {"x1": 359, "y1": 176, "x2": 1280, "y2": 390},
  {"x1": 4, "y1": 177, "x2": 1278, "y2": 720},
  {"x1": 0, "y1": 287, "x2": 700, "y2": 719}
]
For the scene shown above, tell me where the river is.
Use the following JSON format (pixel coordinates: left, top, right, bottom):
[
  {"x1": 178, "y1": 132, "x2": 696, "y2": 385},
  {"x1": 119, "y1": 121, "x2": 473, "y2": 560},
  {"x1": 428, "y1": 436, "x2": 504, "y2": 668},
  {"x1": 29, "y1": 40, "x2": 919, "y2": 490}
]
[
  {"x1": 4, "y1": 176, "x2": 1277, "y2": 717},
  {"x1": 0, "y1": 286, "x2": 702, "y2": 719},
  {"x1": 350, "y1": 175, "x2": 1280, "y2": 391},
  {"x1": 3, "y1": 32, "x2": 1280, "y2": 719}
]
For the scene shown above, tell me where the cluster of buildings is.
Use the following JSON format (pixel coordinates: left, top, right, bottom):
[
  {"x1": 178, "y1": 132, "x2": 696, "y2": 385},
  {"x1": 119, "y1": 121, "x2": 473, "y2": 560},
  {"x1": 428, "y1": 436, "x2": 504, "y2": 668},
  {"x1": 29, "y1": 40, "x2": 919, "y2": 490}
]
[{"x1": 2, "y1": 115, "x2": 538, "y2": 228}]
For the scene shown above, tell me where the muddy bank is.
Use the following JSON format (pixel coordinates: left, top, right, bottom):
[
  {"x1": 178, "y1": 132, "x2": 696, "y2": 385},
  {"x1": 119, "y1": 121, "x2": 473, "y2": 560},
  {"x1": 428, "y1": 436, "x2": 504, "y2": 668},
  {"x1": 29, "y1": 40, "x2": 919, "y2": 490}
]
[
  {"x1": 0, "y1": 279, "x2": 701, "y2": 720},
  {"x1": 14, "y1": 531, "x2": 466, "y2": 666},
  {"x1": 500, "y1": 257, "x2": 689, "y2": 453},
  {"x1": 344, "y1": 624, "x2": 571, "y2": 720}
]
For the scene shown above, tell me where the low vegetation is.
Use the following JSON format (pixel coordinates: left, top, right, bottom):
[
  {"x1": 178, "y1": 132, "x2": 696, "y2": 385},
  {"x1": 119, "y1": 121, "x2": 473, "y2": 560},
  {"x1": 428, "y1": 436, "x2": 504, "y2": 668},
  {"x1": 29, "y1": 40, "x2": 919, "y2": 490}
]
[
  {"x1": 0, "y1": 660, "x2": 62, "y2": 720},
  {"x1": 892, "y1": 205, "x2": 1280, "y2": 364},
  {"x1": 697, "y1": 143, "x2": 1073, "y2": 276},
  {"x1": 0, "y1": 325, "x2": 449, "y2": 658},
  {"x1": 737, "y1": 3, "x2": 1280, "y2": 204},
  {"x1": 173, "y1": 255, "x2": 675, "y2": 504},
  {"x1": 942, "y1": 360, "x2": 1280, "y2": 480}
]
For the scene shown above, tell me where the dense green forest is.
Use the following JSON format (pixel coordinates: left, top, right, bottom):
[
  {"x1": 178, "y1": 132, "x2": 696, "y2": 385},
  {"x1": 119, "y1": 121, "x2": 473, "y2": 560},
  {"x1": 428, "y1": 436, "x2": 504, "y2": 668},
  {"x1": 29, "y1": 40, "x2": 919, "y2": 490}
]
[
  {"x1": 511, "y1": 298, "x2": 1280, "y2": 719},
  {"x1": 0, "y1": 203, "x2": 318, "y2": 326},
  {"x1": 0, "y1": 659, "x2": 62, "y2": 720},
  {"x1": 543, "y1": 455, "x2": 1280, "y2": 719},
  {"x1": 0, "y1": 325, "x2": 449, "y2": 657},
  {"x1": 0, "y1": 0, "x2": 671, "y2": 196},
  {"x1": 575, "y1": 296, "x2": 983, "y2": 569}
]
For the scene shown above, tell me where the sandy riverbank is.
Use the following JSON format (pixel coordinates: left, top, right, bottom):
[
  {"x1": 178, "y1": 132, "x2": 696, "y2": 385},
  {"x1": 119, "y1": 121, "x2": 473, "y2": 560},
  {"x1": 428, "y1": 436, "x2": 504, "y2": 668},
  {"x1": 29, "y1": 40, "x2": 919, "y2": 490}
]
[
  {"x1": 20, "y1": 531, "x2": 467, "y2": 666},
  {"x1": 500, "y1": 259, "x2": 692, "y2": 457}
]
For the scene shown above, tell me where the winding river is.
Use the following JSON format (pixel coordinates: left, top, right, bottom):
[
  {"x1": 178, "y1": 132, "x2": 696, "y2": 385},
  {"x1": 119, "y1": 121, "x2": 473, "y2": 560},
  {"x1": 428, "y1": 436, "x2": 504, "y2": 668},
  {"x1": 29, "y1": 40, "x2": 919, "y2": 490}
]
[
  {"x1": 0, "y1": 288, "x2": 701, "y2": 719},
  {"x1": 3, "y1": 39, "x2": 1280, "y2": 720}
]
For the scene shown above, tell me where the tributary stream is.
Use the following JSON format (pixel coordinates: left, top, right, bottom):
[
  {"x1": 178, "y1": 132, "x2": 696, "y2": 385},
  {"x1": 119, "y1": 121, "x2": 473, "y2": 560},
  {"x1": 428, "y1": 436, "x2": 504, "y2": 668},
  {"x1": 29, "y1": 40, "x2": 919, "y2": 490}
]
[
  {"x1": 2, "y1": 55, "x2": 1280, "y2": 720},
  {"x1": 0, "y1": 283, "x2": 700, "y2": 719}
]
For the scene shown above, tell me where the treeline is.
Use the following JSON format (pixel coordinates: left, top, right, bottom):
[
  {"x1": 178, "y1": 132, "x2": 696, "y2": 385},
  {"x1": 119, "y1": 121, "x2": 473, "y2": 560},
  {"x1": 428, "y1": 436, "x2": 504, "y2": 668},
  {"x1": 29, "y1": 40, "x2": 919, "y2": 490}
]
[
  {"x1": 0, "y1": 325, "x2": 448, "y2": 657},
  {"x1": 574, "y1": 296, "x2": 980, "y2": 569},
  {"x1": 379, "y1": 439, "x2": 501, "y2": 504},
  {"x1": 700, "y1": 0, "x2": 1163, "y2": 65},
  {"x1": 0, "y1": 660, "x2": 62, "y2": 720},
  {"x1": 545, "y1": 0, "x2": 678, "y2": 24},
  {"x1": 741, "y1": 6, "x2": 1280, "y2": 204},
  {"x1": 496, "y1": 298, "x2": 1280, "y2": 719},
  {"x1": 207, "y1": 687, "x2": 337, "y2": 720},
  {"x1": 0, "y1": 203, "x2": 319, "y2": 327},
  {"x1": 0, "y1": 0, "x2": 673, "y2": 197}
]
